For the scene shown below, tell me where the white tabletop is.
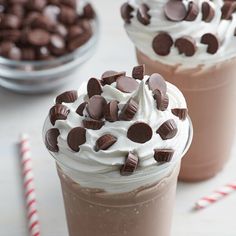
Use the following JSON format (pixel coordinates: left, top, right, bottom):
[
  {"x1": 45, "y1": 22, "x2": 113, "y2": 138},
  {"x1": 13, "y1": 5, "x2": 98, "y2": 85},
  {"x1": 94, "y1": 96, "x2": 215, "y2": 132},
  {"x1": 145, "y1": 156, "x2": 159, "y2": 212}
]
[{"x1": 0, "y1": 1, "x2": 236, "y2": 235}]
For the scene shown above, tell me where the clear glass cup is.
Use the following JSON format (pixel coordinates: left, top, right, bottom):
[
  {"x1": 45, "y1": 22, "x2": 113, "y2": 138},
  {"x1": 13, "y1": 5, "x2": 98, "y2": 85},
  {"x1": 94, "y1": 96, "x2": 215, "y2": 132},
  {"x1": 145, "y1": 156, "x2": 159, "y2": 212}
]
[
  {"x1": 44, "y1": 117, "x2": 193, "y2": 236},
  {"x1": 0, "y1": 19, "x2": 99, "y2": 94}
]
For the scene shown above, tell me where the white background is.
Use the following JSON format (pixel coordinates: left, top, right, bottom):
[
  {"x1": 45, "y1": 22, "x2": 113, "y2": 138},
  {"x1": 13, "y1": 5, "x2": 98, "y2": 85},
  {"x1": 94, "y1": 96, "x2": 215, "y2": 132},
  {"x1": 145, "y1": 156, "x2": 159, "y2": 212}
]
[{"x1": 0, "y1": 0, "x2": 236, "y2": 235}]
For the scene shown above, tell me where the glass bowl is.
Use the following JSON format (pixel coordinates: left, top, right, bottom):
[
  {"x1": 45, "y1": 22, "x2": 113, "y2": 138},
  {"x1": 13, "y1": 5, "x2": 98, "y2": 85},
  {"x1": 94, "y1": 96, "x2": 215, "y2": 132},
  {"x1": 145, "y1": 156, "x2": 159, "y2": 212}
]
[{"x1": 0, "y1": 19, "x2": 99, "y2": 94}]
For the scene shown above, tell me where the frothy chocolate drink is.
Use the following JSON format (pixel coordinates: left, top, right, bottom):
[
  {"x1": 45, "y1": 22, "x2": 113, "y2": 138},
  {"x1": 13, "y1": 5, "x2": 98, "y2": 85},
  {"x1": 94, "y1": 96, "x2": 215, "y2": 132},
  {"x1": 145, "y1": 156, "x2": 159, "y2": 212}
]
[{"x1": 43, "y1": 66, "x2": 191, "y2": 236}]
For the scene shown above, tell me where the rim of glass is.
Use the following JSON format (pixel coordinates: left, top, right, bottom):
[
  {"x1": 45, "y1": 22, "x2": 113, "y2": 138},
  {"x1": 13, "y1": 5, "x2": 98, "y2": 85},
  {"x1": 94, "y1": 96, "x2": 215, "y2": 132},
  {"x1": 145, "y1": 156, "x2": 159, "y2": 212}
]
[{"x1": 0, "y1": 18, "x2": 99, "y2": 68}]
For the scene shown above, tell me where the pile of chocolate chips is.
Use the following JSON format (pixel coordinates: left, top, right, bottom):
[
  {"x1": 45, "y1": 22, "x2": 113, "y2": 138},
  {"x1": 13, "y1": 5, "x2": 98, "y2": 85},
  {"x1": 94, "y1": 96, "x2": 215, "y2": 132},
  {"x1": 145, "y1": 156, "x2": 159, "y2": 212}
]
[
  {"x1": 121, "y1": 1, "x2": 236, "y2": 56},
  {"x1": 45, "y1": 65, "x2": 188, "y2": 176},
  {"x1": 0, "y1": 0, "x2": 95, "y2": 61}
]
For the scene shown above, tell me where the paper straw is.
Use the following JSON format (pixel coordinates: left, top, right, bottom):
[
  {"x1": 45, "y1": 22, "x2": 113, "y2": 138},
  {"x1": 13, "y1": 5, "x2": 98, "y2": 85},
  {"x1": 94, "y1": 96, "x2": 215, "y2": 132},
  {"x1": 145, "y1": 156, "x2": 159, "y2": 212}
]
[
  {"x1": 19, "y1": 134, "x2": 40, "y2": 236},
  {"x1": 195, "y1": 181, "x2": 236, "y2": 210}
]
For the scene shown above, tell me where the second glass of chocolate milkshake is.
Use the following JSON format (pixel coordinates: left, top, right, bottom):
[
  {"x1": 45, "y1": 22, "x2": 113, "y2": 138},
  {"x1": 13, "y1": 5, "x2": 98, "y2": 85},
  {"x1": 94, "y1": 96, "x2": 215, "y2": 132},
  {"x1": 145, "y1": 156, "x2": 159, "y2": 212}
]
[
  {"x1": 43, "y1": 66, "x2": 192, "y2": 236},
  {"x1": 122, "y1": 0, "x2": 236, "y2": 181}
]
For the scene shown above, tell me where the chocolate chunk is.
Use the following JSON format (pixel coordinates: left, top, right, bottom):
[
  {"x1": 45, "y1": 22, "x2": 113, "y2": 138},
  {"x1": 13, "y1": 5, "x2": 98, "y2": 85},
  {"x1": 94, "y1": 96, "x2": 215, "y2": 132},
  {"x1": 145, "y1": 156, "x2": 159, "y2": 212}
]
[
  {"x1": 0, "y1": 30, "x2": 21, "y2": 42},
  {"x1": 104, "y1": 100, "x2": 119, "y2": 122},
  {"x1": 127, "y1": 122, "x2": 153, "y2": 144},
  {"x1": 0, "y1": 42, "x2": 14, "y2": 57},
  {"x1": 76, "y1": 102, "x2": 87, "y2": 116},
  {"x1": 116, "y1": 76, "x2": 139, "y2": 93},
  {"x1": 27, "y1": 29, "x2": 50, "y2": 47},
  {"x1": 67, "y1": 127, "x2": 86, "y2": 152},
  {"x1": 8, "y1": 4, "x2": 25, "y2": 18},
  {"x1": 7, "y1": 46, "x2": 21, "y2": 60},
  {"x1": 152, "y1": 32, "x2": 173, "y2": 56},
  {"x1": 45, "y1": 128, "x2": 60, "y2": 152},
  {"x1": 164, "y1": 0, "x2": 187, "y2": 22},
  {"x1": 202, "y1": 2, "x2": 215, "y2": 22},
  {"x1": 175, "y1": 36, "x2": 196, "y2": 57},
  {"x1": 87, "y1": 95, "x2": 107, "y2": 120},
  {"x1": 28, "y1": 0, "x2": 47, "y2": 12},
  {"x1": 132, "y1": 64, "x2": 145, "y2": 80},
  {"x1": 60, "y1": 0, "x2": 76, "y2": 8},
  {"x1": 58, "y1": 6, "x2": 77, "y2": 25},
  {"x1": 221, "y1": 2, "x2": 236, "y2": 20},
  {"x1": 49, "y1": 34, "x2": 66, "y2": 56},
  {"x1": 83, "y1": 118, "x2": 105, "y2": 130},
  {"x1": 120, "y1": 3, "x2": 134, "y2": 24},
  {"x1": 201, "y1": 33, "x2": 219, "y2": 54},
  {"x1": 56, "y1": 90, "x2": 78, "y2": 104},
  {"x1": 30, "y1": 15, "x2": 54, "y2": 31},
  {"x1": 1, "y1": 14, "x2": 21, "y2": 29},
  {"x1": 171, "y1": 108, "x2": 188, "y2": 121},
  {"x1": 54, "y1": 24, "x2": 68, "y2": 38},
  {"x1": 96, "y1": 134, "x2": 117, "y2": 151},
  {"x1": 120, "y1": 152, "x2": 139, "y2": 176},
  {"x1": 185, "y1": 1, "x2": 199, "y2": 21},
  {"x1": 101, "y1": 71, "x2": 126, "y2": 85},
  {"x1": 157, "y1": 119, "x2": 178, "y2": 140},
  {"x1": 49, "y1": 104, "x2": 70, "y2": 125},
  {"x1": 153, "y1": 90, "x2": 169, "y2": 111},
  {"x1": 148, "y1": 73, "x2": 167, "y2": 94},
  {"x1": 68, "y1": 25, "x2": 83, "y2": 40},
  {"x1": 137, "y1": 3, "x2": 150, "y2": 25},
  {"x1": 154, "y1": 149, "x2": 174, "y2": 163},
  {"x1": 87, "y1": 78, "x2": 103, "y2": 98},
  {"x1": 83, "y1": 3, "x2": 95, "y2": 20},
  {"x1": 119, "y1": 98, "x2": 138, "y2": 121}
]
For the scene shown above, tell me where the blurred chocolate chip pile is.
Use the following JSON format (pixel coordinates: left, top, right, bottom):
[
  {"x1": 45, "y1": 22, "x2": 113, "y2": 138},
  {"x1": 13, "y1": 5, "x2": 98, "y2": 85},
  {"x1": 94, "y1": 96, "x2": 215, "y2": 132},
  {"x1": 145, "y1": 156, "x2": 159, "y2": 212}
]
[{"x1": 0, "y1": 0, "x2": 95, "y2": 61}]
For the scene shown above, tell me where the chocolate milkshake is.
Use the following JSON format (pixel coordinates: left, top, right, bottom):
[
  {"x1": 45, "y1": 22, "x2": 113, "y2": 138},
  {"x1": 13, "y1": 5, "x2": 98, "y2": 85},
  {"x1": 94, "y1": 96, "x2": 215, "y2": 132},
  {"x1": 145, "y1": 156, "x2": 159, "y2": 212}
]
[
  {"x1": 43, "y1": 66, "x2": 192, "y2": 236},
  {"x1": 121, "y1": 0, "x2": 236, "y2": 181}
]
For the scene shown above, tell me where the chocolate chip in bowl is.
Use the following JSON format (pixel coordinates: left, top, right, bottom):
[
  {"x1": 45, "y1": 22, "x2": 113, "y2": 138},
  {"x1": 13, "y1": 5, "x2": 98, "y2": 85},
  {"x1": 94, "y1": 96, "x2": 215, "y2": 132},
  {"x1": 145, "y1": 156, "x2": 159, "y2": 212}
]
[{"x1": 0, "y1": 0, "x2": 99, "y2": 93}]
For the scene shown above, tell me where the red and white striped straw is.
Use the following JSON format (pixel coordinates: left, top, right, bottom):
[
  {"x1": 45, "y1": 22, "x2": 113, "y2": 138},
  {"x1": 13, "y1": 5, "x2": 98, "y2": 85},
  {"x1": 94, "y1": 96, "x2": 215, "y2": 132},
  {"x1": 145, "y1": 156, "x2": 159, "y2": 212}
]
[
  {"x1": 19, "y1": 134, "x2": 41, "y2": 236},
  {"x1": 195, "y1": 181, "x2": 236, "y2": 210}
]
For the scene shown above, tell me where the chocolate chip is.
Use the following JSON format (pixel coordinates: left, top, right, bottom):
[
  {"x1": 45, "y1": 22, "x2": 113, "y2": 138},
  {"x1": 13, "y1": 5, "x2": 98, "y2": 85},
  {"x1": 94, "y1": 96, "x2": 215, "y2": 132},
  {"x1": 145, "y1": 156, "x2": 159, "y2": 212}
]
[
  {"x1": 67, "y1": 127, "x2": 86, "y2": 152},
  {"x1": 1, "y1": 14, "x2": 21, "y2": 29},
  {"x1": 83, "y1": 118, "x2": 105, "y2": 130},
  {"x1": 67, "y1": 25, "x2": 83, "y2": 40},
  {"x1": 58, "y1": 6, "x2": 77, "y2": 25},
  {"x1": 56, "y1": 90, "x2": 78, "y2": 104},
  {"x1": 164, "y1": 0, "x2": 187, "y2": 22},
  {"x1": 185, "y1": 1, "x2": 199, "y2": 21},
  {"x1": 137, "y1": 3, "x2": 150, "y2": 25},
  {"x1": 104, "y1": 100, "x2": 119, "y2": 122},
  {"x1": 154, "y1": 149, "x2": 174, "y2": 163},
  {"x1": 120, "y1": 2, "x2": 134, "y2": 24},
  {"x1": 153, "y1": 90, "x2": 169, "y2": 111},
  {"x1": 201, "y1": 33, "x2": 219, "y2": 54},
  {"x1": 101, "y1": 71, "x2": 126, "y2": 85},
  {"x1": 30, "y1": 15, "x2": 54, "y2": 31},
  {"x1": 152, "y1": 32, "x2": 173, "y2": 56},
  {"x1": 148, "y1": 73, "x2": 167, "y2": 94},
  {"x1": 120, "y1": 152, "x2": 139, "y2": 176},
  {"x1": 0, "y1": 30, "x2": 21, "y2": 42},
  {"x1": 119, "y1": 98, "x2": 138, "y2": 121},
  {"x1": 60, "y1": 0, "x2": 76, "y2": 8},
  {"x1": 0, "y1": 42, "x2": 14, "y2": 57},
  {"x1": 116, "y1": 76, "x2": 139, "y2": 93},
  {"x1": 49, "y1": 104, "x2": 70, "y2": 126},
  {"x1": 96, "y1": 134, "x2": 117, "y2": 151},
  {"x1": 28, "y1": 0, "x2": 47, "y2": 12},
  {"x1": 45, "y1": 128, "x2": 60, "y2": 152},
  {"x1": 171, "y1": 108, "x2": 188, "y2": 121},
  {"x1": 76, "y1": 102, "x2": 87, "y2": 116},
  {"x1": 49, "y1": 34, "x2": 66, "y2": 56},
  {"x1": 175, "y1": 36, "x2": 196, "y2": 57},
  {"x1": 221, "y1": 2, "x2": 236, "y2": 20},
  {"x1": 127, "y1": 122, "x2": 153, "y2": 144},
  {"x1": 21, "y1": 47, "x2": 36, "y2": 60},
  {"x1": 8, "y1": 4, "x2": 25, "y2": 18},
  {"x1": 27, "y1": 29, "x2": 50, "y2": 47},
  {"x1": 157, "y1": 119, "x2": 178, "y2": 140},
  {"x1": 87, "y1": 78, "x2": 103, "y2": 98},
  {"x1": 202, "y1": 2, "x2": 215, "y2": 22},
  {"x1": 87, "y1": 95, "x2": 107, "y2": 120},
  {"x1": 83, "y1": 3, "x2": 95, "y2": 20},
  {"x1": 132, "y1": 64, "x2": 145, "y2": 80}
]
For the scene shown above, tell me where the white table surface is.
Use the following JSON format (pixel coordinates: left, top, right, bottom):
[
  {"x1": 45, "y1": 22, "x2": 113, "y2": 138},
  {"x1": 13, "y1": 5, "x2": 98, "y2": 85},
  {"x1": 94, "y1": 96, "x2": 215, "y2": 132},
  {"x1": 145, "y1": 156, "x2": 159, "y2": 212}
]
[{"x1": 1, "y1": 1, "x2": 236, "y2": 235}]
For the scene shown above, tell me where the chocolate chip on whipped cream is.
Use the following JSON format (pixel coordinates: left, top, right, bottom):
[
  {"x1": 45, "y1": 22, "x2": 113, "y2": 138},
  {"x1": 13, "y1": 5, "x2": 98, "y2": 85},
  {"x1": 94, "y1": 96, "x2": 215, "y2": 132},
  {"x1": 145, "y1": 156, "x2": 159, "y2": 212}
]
[
  {"x1": 164, "y1": 0, "x2": 187, "y2": 22},
  {"x1": 152, "y1": 32, "x2": 173, "y2": 56},
  {"x1": 201, "y1": 33, "x2": 219, "y2": 54},
  {"x1": 221, "y1": 2, "x2": 236, "y2": 20},
  {"x1": 202, "y1": 2, "x2": 215, "y2": 22},
  {"x1": 121, "y1": 3, "x2": 134, "y2": 24},
  {"x1": 137, "y1": 3, "x2": 150, "y2": 25},
  {"x1": 44, "y1": 66, "x2": 189, "y2": 179},
  {"x1": 185, "y1": 1, "x2": 199, "y2": 21},
  {"x1": 175, "y1": 36, "x2": 196, "y2": 57}
]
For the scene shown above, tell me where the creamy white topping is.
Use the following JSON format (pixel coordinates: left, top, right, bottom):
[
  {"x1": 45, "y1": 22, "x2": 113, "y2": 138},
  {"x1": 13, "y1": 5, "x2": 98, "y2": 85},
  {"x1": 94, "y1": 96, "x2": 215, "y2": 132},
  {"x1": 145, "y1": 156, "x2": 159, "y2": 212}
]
[
  {"x1": 43, "y1": 76, "x2": 191, "y2": 193},
  {"x1": 125, "y1": 0, "x2": 236, "y2": 68}
]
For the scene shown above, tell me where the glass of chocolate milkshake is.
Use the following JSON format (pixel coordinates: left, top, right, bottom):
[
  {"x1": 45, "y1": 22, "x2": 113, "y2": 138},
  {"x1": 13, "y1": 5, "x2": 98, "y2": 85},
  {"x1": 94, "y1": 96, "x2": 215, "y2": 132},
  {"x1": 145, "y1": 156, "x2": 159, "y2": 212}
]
[
  {"x1": 43, "y1": 66, "x2": 192, "y2": 236},
  {"x1": 121, "y1": 1, "x2": 236, "y2": 181}
]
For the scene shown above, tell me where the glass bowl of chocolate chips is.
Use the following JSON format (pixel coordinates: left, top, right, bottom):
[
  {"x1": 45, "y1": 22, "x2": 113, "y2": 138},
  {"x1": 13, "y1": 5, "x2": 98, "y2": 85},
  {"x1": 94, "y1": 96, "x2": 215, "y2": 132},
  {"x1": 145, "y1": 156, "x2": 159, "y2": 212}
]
[{"x1": 0, "y1": 0, "x2": 99, "y2": 93}]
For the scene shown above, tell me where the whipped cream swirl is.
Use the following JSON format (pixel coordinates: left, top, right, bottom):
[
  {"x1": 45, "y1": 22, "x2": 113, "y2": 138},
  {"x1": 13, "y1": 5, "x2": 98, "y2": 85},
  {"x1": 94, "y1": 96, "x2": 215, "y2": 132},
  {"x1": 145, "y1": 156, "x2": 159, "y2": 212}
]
[
  {"x1": 43, "y1": 75, "x2": 191, "y2": 193},
  {"x1": 125, "y1": 0, "x2": 236, "y2": 68}
]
